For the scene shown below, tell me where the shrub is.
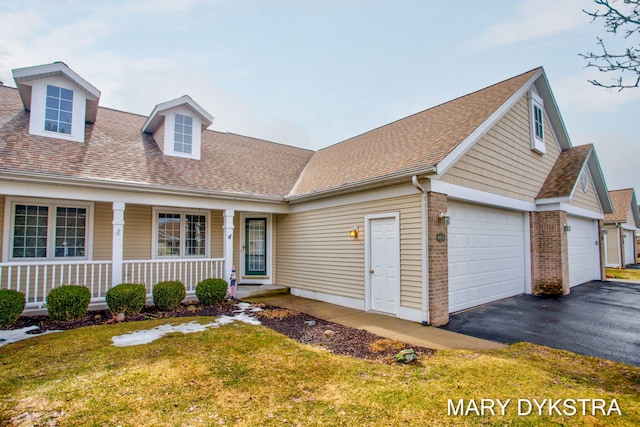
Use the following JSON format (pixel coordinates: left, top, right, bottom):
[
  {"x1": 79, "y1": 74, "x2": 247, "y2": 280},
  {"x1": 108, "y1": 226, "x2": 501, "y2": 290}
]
[
  {"x1": 152, "y1": 281, "x2": 186, "y2": 311},
  {"x1": 106, "y1": 283, "x2": 146, "y2": 315},
  {"x1": 0, "y1": 289, "x2": 25, "y2": 327},
  {"x1": 46, "y1": 285, "x2": 91, "y2": 321},
  {"x1": 195, "y1": 278, "x2": 228, "y2": 306}
]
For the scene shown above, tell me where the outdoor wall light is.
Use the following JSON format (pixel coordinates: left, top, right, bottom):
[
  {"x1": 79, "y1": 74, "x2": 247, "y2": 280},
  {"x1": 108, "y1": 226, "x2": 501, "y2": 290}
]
[
  {"x1": 564, "y1": 224, "x2": 572, "y2": 232},
  {"x1": 438, "y1": 212, "x2": 450, "y2": 226},
  {"x1": 602, "y1": 229, "x2": 608, "y2": 235},
  {"x1": 349, "y1": 227, "x2": 359, "y2": 238}
]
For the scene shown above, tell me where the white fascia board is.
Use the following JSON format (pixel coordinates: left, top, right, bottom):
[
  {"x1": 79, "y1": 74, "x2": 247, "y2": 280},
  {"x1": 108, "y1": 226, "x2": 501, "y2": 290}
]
[
  {"x1": 537, "y1": 202, "x2": 604, "y2": 219},
  {"x1": 428, "y1": 179, "x2": 537, "y2": 212},
  {"x1": 0, "y1": 175, "x2": 289, "y2": 213},
  {"x1": 435, "y1": 69, "x2": 544, "y2": 176},
  {"x1": 621, "y1": 224, "x2": 640, "y2": 231},
  {"x1": 142, "y1": 95, "x2": 213, "y2": 134},
  {"x1": 536, "y1": 196, "x2": 572, "y2": 205},
  {"x1": 13, "y1": 62, "x2": 100, "y2": 100}
]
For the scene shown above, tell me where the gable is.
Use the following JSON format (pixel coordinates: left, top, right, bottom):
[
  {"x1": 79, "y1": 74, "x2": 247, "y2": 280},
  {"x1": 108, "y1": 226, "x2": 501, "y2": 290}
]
[
  {"x1": 568, "y1": 169, "x2": 602, "y2": 213},
  {"x1": 440, "y1": 94, "x2": 562, "y2": 202}
]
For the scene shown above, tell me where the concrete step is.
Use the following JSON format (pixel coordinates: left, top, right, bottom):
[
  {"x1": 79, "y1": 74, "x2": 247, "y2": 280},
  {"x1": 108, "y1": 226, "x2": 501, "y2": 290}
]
[{"x1": 235, "y1": 284, "x2": 289, "y2": 299}]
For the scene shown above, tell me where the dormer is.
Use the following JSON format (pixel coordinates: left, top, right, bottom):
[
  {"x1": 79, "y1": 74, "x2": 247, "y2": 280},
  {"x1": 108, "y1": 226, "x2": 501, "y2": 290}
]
[
  {"x1": 12, "y1": 62, "x2": 101, "y2": 143},
  {"x1": 142, "y1": 95, "x2": 213, "y2": 160}
]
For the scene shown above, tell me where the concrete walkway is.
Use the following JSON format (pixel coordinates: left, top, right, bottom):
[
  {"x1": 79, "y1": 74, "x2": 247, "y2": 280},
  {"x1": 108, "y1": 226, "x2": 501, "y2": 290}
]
[{"x1": 244, "y1": 294, "x2": 505, "y2": 351}]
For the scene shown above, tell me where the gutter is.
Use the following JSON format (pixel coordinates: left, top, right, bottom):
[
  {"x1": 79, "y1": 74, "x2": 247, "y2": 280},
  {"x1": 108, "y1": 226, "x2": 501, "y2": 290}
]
[
  {"x1": 286, "y1": 166, "x2": 437, "y2": 204},
  {"x1": 412, "y1": 175, "x2": 430, "y2": 326}
]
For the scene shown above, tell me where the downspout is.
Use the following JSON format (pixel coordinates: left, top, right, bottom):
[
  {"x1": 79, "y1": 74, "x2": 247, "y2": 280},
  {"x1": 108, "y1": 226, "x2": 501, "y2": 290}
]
[{"x1": 412, "y1": 175, "x2": 429, "y2": 326}]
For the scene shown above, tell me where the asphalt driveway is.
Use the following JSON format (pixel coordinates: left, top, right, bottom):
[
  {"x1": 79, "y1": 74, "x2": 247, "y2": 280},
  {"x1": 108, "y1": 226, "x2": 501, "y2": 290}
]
[{"x1": 440, "y1": 280, "x2": 640, "y2": 366}]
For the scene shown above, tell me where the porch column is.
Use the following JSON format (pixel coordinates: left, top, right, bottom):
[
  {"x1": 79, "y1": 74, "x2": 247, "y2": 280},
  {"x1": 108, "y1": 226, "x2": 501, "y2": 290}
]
[
  {"x1": 223, "y1": 209, "x2": 235, "y2": 282},
  {"x1": 112, "y1": 202, "x2": 125, "y2": 286}
]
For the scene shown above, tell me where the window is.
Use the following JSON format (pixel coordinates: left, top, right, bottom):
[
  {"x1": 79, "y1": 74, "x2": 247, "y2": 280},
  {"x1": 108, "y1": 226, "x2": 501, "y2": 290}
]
[
  {"x1": 11, "y1": 202, "x2": 88, "y2": 260},
  {"x1": 156, "y1": 210, "x2": 207, "y2": 258},
  {"x1": 45, "y1": 85, "x2": 73, "y2": 134},
  {"x1": 581, "y1": 171, "x2": 589, "y2": 193},
  {"x1": 533, "y1": 104, "x2": 544, "y2": 141},
  {"x1": 529, "y1": 91, "x2": 546, "y2": 155},
  {"x1": 174, "y1": 114, "x2": 193, "y2": 154}
]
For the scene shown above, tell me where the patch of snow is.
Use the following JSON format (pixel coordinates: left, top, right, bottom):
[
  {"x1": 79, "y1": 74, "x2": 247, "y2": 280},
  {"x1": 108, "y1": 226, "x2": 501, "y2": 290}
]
[
  {"x1": 112, "y1": 302, "x2": 263, "y2": 347},
  {"x1": 0, "y1": 326, "x2": 62, "y2": 347}
]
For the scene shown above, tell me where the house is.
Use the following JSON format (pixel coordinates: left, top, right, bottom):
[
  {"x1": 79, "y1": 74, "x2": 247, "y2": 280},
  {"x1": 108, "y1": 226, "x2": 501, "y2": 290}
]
[
  {"x1": 603, "y1": 189, "x2": 640, "y2": 267},
  {"x1": 0, "y1": 62, "x2": 613, "y2": 326}
]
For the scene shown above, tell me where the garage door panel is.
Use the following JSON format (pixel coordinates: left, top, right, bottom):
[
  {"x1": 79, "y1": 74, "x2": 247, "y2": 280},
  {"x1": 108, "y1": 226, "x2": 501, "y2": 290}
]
[
  {"x1": 567, "y1": 216, "x2": 600, "y2": 287},
  {"x1": 448, "y1": 201, "x2": 526, "y2": 313}
]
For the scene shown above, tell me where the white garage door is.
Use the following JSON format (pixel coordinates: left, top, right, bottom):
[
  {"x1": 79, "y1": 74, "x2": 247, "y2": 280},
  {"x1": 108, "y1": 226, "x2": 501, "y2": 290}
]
[
  {"x1": 567, "y1": 216, "x2": 600, "y2": 287},
  {"x1": 448, "y1": 201, "x2": 526, "y2": 313},
  {"x1": 624, "y1": 230, "x2": 635, "y2": 266}
]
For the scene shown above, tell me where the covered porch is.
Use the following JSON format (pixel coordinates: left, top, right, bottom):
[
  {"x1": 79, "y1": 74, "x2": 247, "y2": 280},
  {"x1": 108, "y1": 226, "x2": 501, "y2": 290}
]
[{"x1": 1, "y1": 180, "x2": 287, "y2": 314}]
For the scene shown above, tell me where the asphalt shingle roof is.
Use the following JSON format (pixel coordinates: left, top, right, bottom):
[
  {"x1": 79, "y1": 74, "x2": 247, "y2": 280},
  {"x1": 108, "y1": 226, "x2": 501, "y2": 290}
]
[
  {"x1": 0, "y1": 86, "x2": 314, "y2": 200},
  {"x1": 604, "y1": 189, "x2": 635, "y2": 223},
  {"x1": 288, "y1": 68, "x2": 541, "y2": 198},
  {"x1": 536, "y1": 144, "x2": 593, "y2": 200}
]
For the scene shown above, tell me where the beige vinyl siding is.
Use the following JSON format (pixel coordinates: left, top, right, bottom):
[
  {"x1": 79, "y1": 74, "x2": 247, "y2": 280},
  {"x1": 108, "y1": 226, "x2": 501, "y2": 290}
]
[
  {"x1": 0, "y1": 195, "x2": 4, "y2": 261},
  {"x1": 441, "y1": 95, "x2": 561, "y2": 201},
  {"x1": 569, "y1": 172, "x2": 601, "y2": 212},
  {"x1": 277, "y1": 193, "x2": 423, "y2": 309},
  {"x1": 605, "y1": 225, "x2": 620, "y2": 266},
  {"x1": 93, "y1": 202, "x2": 112, "y2": 260},
  {"x1": 123, "y1": 204, "x2": 152, "y2": 260},
  {"x1": 210, "y1": 210, "x2": 224, "y2": 258},
  {"x1": 153, "y1": 122, "x2": 165, "y2": 152},
  {"x1": 627, "y1": 205, "x2": 636, "y2": 225}
]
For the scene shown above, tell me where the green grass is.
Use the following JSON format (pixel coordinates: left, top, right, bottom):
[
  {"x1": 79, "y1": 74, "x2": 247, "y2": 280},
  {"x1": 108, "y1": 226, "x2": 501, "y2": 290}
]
[
  {"x1": 1, "y1": 318, "x2": 639, "y2": 426},
  {"x1": 606, "y1": 267, "x2": 640, "y2": 281}
]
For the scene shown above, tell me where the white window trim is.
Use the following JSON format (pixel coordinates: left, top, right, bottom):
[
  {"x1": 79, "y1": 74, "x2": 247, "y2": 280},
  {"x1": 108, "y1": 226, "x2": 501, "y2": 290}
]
[
  {"x1": 44, "y1": 84, "x2": 74, "y2": 136},
  {"x1": 529, "y1": 90, "x2": 546, "y2": 155},
  {"x1": 173, "y1": 113, "x2": 193, "y2": 155},
  {"x1": 3, "y1": 197, "x2": 94, "y2": 262},
  {"x1": 151, "y1": 207, "x2": 210, "y2": 259}
]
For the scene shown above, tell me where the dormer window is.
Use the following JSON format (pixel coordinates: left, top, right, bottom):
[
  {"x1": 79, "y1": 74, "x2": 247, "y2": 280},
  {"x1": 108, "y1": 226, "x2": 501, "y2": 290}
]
[
  {"x1": 45, "y1": 85, "x2": 73, "y2": 134},
  {"x1": 142, "y1": 95, "x2": 213, "y2": 160},
  {"x1": 12, "y1": 62, "x2": 101, "y2": 143},
  {"x1": 529, "y1": 89, "x2": 546, "y2": 155},
  {"x1": 174, "y1": 114, "x2": 193, "y2": 154}
]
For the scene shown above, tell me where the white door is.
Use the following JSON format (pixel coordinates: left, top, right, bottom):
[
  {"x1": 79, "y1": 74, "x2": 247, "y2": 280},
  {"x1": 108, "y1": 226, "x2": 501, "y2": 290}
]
[
  {"x1": 624, "y1": 230, "x2": 635, "y2": 265},
  {"x1": 448, "y1": 201, "x2": 526, "y2": 313},
  {"x1": 369, "y1": 216, "x2": 399, "y2": 314},
  {"x1": 567, "y1": 216, "x2": 600, "y2": 287}
]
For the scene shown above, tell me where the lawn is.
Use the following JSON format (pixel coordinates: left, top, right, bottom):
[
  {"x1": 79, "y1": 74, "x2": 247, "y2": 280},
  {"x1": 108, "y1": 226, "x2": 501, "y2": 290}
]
[
  {"x1": 1, "y1": 318, "x2": 639, "y2": 426},
  {"x1": 606, "y1": 268, "x2": 640, "y2": 281}
]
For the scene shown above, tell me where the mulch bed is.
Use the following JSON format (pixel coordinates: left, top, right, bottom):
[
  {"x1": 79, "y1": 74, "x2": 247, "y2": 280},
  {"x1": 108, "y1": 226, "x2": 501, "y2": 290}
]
[{"x1": 6, "y1": 300, "x2": 435, "y2": 362}]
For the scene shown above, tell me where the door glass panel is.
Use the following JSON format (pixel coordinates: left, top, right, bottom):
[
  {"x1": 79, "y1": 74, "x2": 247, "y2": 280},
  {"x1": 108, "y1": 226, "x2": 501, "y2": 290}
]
[{"x1": 245, "y1": 218, "x2": 266, "y2": 275}]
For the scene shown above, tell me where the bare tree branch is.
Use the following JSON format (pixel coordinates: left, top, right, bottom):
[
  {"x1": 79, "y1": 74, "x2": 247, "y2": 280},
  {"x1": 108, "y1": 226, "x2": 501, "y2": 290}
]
[{"x1": 581, "y1": 0, "x2": 640, "y2": 90}]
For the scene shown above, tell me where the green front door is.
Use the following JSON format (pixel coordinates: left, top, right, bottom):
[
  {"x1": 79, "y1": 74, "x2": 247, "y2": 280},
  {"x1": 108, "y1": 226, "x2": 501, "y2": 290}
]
[{"x1": 245, "y1": 218, "x2": 267, "y2": 276}]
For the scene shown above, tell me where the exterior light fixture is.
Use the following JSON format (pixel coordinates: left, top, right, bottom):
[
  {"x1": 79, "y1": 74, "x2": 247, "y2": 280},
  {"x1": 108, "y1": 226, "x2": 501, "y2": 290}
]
[
  {"x1": 349, "y1": 227, "x2": 359, "y2": 238},
  {"x1": 438, "y1": 212, "x2": 450, "y2": 226},
  {"x1": 564, "y1": 224, "x2": 571, "y2": 232}
]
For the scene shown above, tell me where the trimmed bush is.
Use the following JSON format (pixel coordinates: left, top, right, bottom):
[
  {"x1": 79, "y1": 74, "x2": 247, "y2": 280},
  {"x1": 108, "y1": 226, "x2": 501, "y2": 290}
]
[
  {"x1": 0, "y1": 289, "x2": 25, "y2": 327},
  {"x1": 106, "y1": 283, "x2": 146, "y2": 315},
  {"x1": 195, "y1": 278, "x2": 228, "y2": 306},
  {"x1": 46, "y1": 285, "x2": 91, "y2": 321},
  {"x1": 152, "y1": 281, "x2": 186, "y2": 311}
]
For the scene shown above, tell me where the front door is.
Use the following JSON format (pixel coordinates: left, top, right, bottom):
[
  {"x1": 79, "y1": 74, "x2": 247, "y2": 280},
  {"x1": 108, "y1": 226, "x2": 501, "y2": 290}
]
[
  {"x1": 245, "y1": 218, "x2": 267, "y2": 276},
  {"x1": 369, "y1": 216, "x2": 398, "y2": 314}
]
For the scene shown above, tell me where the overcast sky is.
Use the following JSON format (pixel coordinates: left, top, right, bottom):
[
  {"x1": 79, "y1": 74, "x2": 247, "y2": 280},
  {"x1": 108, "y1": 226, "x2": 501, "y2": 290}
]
[{"x1": 1, "y1": 0, "x2": 638, "y2": 197}]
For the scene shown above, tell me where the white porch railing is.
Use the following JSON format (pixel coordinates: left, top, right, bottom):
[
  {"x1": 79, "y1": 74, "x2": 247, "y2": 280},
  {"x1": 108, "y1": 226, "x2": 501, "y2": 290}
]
[
  {"x1": 0, "y1": 261, "x2": 113, "y2": 312},
  {"x1": 122, "y1": 258, "x2": 225, "y2": 296},
  {"x1": 1, "y1": 258, "x2": 225, "y2": 314}
]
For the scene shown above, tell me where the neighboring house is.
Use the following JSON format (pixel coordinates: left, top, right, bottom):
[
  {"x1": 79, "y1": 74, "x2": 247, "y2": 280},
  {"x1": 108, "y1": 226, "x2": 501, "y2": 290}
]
[
  {"x1": 603, "y1": 189, "x2": 640, "y2": 267},
  {"x1": 0, "y1": 62, "x2": 613, "y2": 326}
]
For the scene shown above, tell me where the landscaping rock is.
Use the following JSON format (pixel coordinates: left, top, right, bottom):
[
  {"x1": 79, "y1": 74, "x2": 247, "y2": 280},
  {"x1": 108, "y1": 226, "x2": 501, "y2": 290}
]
[
  {"x1": 115, "y1": 313, "x2": 126, "y2": 323},
  {"x1": 323, "y1": 329, "x2": 336, "y2": 339}
]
